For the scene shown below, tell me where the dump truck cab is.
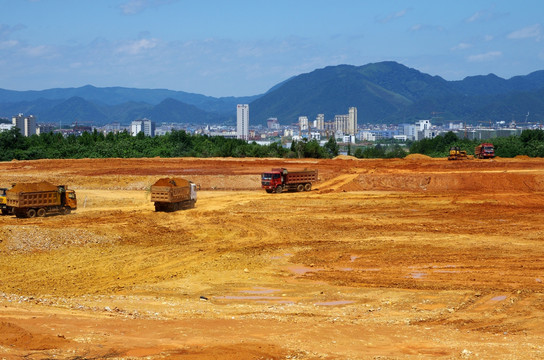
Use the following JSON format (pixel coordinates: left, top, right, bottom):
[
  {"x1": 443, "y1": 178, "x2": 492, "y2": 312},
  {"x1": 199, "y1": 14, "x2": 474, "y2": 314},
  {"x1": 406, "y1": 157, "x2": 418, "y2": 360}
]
[
  {"x1": 261, "y1": 170, "x2": 284, "y2": 192},
  {"x1": 64, "y1": 188, "x2": 78, "y2": 211},
  {"x1": 0, "y1": 187, "x2": 11, "y2": 215}
]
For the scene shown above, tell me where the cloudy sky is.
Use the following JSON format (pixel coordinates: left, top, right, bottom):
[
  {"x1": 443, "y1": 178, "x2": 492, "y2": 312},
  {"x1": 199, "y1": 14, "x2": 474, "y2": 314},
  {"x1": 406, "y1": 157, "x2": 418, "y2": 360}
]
[{"x1": 1, "y1": 0, "x2": 543, "y2": 97}]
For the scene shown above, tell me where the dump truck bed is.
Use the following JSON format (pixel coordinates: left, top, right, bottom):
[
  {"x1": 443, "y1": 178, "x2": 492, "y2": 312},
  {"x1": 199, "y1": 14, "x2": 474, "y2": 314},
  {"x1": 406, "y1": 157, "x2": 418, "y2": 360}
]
[
  {"x1": 150, "y1": 178, "x2": 192, "y2": 203},
  {"x1": 6, "y1": 181, "x2": 61, "y2": 208}
]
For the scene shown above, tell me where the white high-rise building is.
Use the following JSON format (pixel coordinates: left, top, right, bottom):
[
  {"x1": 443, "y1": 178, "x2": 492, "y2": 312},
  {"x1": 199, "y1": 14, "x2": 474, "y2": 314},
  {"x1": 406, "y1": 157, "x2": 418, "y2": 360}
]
[
  {"x1": 12, "y1": 113, "x2": 36, "y2": 136},
  {"x1": 237, "y1": 104, "x2": 249, "y2": 140},
  {"x1": 348, "y1": 107, "x2": 357, "y2": 135},
  {"x1": 299, "y1": 116, "x2": 309, "y2": 131},
  {"x1": 131, "y1": 118, "x2": 155, "y2": 137},
  {"x1": 314, "y1": 114, "x2": 325, "y2": 130}
]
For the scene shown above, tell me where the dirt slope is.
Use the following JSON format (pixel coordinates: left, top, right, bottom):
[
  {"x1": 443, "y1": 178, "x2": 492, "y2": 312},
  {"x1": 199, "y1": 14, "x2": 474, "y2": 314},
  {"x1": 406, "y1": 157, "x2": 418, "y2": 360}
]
[{"x1": 1, "y1": 156, "x2": 544, "y2": 359}]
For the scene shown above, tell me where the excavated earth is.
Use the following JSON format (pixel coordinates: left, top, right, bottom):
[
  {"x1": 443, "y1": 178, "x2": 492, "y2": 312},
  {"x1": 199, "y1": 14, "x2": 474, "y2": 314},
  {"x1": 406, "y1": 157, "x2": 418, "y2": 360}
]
[{"x1": 1, "y1": 155, "x2": 544, "y2": 359}]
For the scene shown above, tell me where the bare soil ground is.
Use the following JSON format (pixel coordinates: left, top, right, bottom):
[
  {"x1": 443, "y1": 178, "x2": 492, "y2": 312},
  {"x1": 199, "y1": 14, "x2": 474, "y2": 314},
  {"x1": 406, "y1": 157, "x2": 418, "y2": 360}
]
[{"x1": 1, "y1": 156, "x2": 544, "y2": 359}]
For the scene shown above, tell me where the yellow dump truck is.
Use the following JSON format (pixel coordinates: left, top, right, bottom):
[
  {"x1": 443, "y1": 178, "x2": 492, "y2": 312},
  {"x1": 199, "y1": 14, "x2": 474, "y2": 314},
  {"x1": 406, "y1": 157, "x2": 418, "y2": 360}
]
[
  {"x1": 150, "y1": 177, "x2": 197, "y2": 212},
  {"x1": 6, "y1": 181, "x2": 77, "y2": 218},
  {"x1": 0, "y1": 187, "x2": 11, "y2": 215}
]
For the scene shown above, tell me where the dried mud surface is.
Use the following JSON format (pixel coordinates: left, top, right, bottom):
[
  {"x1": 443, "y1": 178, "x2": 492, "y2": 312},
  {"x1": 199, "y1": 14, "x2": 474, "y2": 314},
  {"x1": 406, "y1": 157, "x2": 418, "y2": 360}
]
[{"x1": 1, "y1": 156, "x2": 544, "y2": 359}]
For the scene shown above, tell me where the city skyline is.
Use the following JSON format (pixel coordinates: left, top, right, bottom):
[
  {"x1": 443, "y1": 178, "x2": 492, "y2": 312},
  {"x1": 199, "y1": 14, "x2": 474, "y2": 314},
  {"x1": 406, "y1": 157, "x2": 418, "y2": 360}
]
[{"x1": 1, "y1": 0, "x2": 543, "y2": 97}]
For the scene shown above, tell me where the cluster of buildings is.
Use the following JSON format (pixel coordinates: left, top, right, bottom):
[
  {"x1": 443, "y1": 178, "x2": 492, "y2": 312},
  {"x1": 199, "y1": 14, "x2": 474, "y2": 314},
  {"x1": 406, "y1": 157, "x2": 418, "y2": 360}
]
[{"x1": 1, "y1": 107, "x2": 532, "y2": 145}]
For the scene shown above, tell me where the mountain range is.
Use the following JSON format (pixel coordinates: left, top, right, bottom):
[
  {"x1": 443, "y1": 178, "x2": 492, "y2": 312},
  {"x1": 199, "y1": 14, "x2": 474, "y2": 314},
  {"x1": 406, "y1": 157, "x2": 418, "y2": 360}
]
[{"x1": 1, "y1": 61, "x2": 543, "y2": 127}]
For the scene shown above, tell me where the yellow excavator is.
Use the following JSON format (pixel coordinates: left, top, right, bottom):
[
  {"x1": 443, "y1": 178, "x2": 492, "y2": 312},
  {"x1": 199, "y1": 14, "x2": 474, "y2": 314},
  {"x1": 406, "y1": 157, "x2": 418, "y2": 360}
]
[{"x1": 448, "y1": 146, "x2": 467, "y2": 160}]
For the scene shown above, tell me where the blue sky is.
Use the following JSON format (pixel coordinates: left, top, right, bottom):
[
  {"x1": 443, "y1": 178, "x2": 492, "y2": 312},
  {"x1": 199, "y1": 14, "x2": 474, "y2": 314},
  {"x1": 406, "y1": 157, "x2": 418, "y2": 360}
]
[{"x1": 1, "y1": 0, "x2": 543, "y2": 97}]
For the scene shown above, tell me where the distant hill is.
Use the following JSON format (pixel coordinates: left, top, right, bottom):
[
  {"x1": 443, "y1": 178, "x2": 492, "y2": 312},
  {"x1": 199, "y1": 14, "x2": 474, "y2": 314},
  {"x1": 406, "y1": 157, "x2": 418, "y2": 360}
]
[
  {"x1": 1, "y1": 61, "x2": 543, "y2": 127},
  {"x1": 250, "y1": 62, "x2": 544, "y2": 125}
]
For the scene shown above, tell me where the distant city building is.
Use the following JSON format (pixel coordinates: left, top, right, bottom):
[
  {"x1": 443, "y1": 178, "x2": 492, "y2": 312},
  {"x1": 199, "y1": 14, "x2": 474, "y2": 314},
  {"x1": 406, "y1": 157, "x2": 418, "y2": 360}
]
[
  {"x1": 334, "y1": 114, "x2": 349, "y2": 134},
  {"x1": 37, "y1": 123, "x2": 56, "y2": 135},
  {"x1": 298, "y1": 116, "x2": 309, "y2": 131},
  {"x1": 314, "y1": 114, "x2": 325, "y2": 130},
  {"x1": 0, "y1": 123, "x2": 14, "y2": 132},
  {"x1": 12, "y1": 113, "x2": 36, "y2": 137},
  {"x1": 237, "y1": 104, "x2": 249, "y2": 140},
  {"x1": 267, "y1": 117, "x2": 279, "y2": 130},
  {"x1": 332, "y1": 107, "x2": 357, "y2": 136},
  {"x1": 348, "y1": 107, "x2": 357, "y2": 135},
  {"x1": 131, "y1": 118, "x2": 155, "y2": 137}
]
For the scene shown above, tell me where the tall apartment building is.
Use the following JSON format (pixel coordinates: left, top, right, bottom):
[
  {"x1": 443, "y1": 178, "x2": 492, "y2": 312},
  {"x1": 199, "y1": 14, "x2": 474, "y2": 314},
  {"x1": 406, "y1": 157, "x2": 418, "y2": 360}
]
[
  {"x1": 298, "y1": 116, "x2": 309, "y2": 131},
  {"x1": 348, "y1": 107, "x2": 357, "y2": 135},
  {"x1": 314, "y1": 114, "x2": 325, "y2": 130},
  {"x1": 334, "y1": 114, "x2": 349, "y2": 134},
  {"x1": 131, "y1": 118, "x2": 155, "y2": 137},
  {"x1": 12, "y1": 113, "x2": 36, "y2": 136},
  {"x1": 237, "y1": 104, "x2": 249, "y2": 140}
]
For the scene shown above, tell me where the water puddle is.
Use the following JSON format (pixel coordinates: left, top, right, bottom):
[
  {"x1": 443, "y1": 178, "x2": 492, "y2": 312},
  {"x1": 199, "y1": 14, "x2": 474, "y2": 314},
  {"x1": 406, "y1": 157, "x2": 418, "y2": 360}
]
[
  {"x1": 287, "y1": 265, "x2": 323, "y2": 275},
  {"x1": 240, "y1": 287, "x2": 280, "y2": 295},
  {"x1": 314, "y1": 300, "x2": 355, "y2": 306},
  {"x1": 491, "y1": 295, "x2": 507, "y2": 301},
  {"x1": 409, "y1": 272, "x2": 427, "y2": 279}
]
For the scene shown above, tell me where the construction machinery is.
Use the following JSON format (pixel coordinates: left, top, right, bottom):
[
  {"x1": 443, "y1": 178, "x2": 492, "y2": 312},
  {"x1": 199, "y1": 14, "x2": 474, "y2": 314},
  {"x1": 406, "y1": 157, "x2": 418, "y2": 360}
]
[
  {"x1": 261, "y1": 168, "x2": 318, "y2": 193},
  {"x1": 6, "y1": 181, "x2": 77, "y2": 218},
  {"x1": 0, "y1": 187, "x2": 12, "y2": 215},
  {"x1": 475, "y1": 143, "x2": 495, "y2": 159},
  {"x1": 447, "y1": 146, "x2": 468, "y2": 160},
  {"x1": 150, "y1": 177, "x2": 197, "y2": 212}
]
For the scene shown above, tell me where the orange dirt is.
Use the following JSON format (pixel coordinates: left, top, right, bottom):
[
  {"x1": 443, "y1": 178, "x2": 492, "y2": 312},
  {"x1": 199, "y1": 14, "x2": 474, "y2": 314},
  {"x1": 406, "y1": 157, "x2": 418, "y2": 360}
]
[{"x1": 1, "y1": 156, "x2": 544, "y2": 359}]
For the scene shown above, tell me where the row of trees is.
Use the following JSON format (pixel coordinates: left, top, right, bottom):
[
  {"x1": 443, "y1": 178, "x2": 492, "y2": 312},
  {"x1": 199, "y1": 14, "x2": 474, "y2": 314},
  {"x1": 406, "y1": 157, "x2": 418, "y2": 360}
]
[
  {"x1": 408, "y1": 129, "x2": 544, "y2": 158},
  {"x1": 2, "y1": 127, "x2": 544, "y2": 161},
  {"x1": 0, "y1": 128, "x2": 340, "y2": 161}
]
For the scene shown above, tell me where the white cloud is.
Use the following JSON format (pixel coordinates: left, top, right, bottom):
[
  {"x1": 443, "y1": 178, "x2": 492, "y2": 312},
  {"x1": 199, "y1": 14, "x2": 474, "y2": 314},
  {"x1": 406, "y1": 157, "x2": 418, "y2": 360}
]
[
  {"x1": 451, "y1": 43, "x2": 472, "y2": 51},
  {"x1": 0, "y1": 40, "x2": 18, "y2": 49},
  {"x1": 467, "y1": 51, "x2": 502, "y2": 62},
  {"x1": 507, "y1": 24, "x2": 542, "y2": 41},
  {"x1": 119, "y1": 0, "x2": 178, "y2": 15},
  {"x1": 116, "y1": 38, "x2": 159, "y2": 55},
  {"x1": 377, "y1": 8, "x2": 410, "y2": 24}
]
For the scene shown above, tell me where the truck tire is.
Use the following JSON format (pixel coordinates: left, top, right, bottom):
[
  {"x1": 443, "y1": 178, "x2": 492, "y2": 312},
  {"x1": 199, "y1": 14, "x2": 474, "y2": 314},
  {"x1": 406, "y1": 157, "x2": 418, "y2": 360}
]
[
  {"x1": 275, "y1": 186, "x2": 282, "y2": 194},
  {"x1": 265, "y1": 189, "x2": 273, "y2": 193},
  {"x1": 37, "y1": 208, "x2": 46, "y2": 217},
  {"x1": 296, "y1": 184, "x2": 304, "y2": 192},
  {"x1": 64, "y1": 207, "x2": 71, "y2": 215},
  {"x1": 26, "y1": 208, "x2": 37, "y2": 218},
  {"x1": 304, "y1": 183, "x2": 312, "y2": 191}
]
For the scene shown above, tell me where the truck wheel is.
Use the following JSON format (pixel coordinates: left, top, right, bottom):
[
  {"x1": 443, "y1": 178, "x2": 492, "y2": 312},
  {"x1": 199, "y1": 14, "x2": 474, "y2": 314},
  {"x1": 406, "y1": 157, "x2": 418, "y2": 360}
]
[
  {"x1": 1, "y1": 209, "x2": 8, "y2": 216},
  {"x1": 297, "y1": 184, "x2": 304, "y2": 192},
  {"x1": 26, "y1": 208, "x2": 37, "y2": 218},
  {"x1": 304, "y1": 183, "x2": 312, "y2": 191},
  {"x1": 275, "y1": 186, "x2": 282, "y2": 194},
  {"x1": 37, "y1": 208, "x2": 46, "y2": 217},
  {"x1": 64, "y1": 207, "x2": 71, "y2": 215},
  {"x1": 265, "y1": 189, "x2": 273, "y2": 193}
]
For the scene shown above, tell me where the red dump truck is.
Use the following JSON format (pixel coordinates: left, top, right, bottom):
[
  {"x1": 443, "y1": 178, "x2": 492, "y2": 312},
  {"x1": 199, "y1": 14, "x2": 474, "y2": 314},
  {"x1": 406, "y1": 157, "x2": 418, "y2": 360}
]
[
  {"x1": 150, "y1": 177, "x2": 197, "y2": 212},
  {"x1": 475, "y1": 143, "x2": 495, "y2": 159},
  {"x1": 6, "y1": 181, "x2": 77, "y2": 218},
  {"x1": 261, "y1": 168, "x2": 318, "y2": 193}
]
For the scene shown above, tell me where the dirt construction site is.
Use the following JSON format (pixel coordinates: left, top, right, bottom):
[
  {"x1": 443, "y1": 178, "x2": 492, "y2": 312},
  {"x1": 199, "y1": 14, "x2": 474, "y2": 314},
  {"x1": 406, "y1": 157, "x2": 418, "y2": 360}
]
[{"x1": 1, "y1": 155, "x2": 544, "y2": 359}]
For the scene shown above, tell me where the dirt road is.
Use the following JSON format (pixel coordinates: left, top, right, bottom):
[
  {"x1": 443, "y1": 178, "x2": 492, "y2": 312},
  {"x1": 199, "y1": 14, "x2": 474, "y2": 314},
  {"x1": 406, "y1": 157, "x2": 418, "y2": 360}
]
[{"x1": 1, "y1": 156, "x2": 544, "y2": 359}]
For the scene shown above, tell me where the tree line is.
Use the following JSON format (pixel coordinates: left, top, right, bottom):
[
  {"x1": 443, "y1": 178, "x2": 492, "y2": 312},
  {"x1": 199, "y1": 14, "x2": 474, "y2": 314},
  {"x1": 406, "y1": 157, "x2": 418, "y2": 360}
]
[{"x1": 1, "y1": 127, "x2": 544, "y2": 162}]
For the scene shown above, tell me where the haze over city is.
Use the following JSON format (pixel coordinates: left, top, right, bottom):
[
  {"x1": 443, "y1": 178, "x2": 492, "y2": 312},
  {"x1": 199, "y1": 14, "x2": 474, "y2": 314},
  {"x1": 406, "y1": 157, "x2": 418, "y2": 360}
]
[{"x1": 1, "y1": 0, "x2": 543, "y2": 97}]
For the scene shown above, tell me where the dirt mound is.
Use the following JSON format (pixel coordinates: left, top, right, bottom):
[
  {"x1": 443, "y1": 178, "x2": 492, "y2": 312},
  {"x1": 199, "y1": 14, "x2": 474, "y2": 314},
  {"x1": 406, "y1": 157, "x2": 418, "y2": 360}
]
[
  {"x1": 515, "y1": 155, "x2": 531, "y2": 159},
  {"x1": 0, "y1": 321, "x2": 69, "y2": 350},
  {"x1": 333, "y1": 155, "x2": 358, "y2": 160},
  {"x1": 405, "y1": 153, "x2": 432, "y2": 160}
]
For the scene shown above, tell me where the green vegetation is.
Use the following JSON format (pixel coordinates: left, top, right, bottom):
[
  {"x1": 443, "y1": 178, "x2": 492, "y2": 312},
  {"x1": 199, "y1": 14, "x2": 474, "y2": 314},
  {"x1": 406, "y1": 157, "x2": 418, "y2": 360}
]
[
  {"x1": 0, "y1": 128, "x2": 336, "y2": 161},
  {"x1": 408, "y1": 129, "x2": 544, "y2": 158},
  {"x1": 2, "y1": 127, "x2": 544, "y2": 162}
]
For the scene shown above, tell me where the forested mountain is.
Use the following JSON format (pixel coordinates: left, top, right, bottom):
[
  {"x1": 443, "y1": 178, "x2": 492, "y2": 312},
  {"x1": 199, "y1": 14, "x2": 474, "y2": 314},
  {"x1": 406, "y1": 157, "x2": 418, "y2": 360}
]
[{"x1": 1, "y1": 61, "x2": 543, "y2": 126}]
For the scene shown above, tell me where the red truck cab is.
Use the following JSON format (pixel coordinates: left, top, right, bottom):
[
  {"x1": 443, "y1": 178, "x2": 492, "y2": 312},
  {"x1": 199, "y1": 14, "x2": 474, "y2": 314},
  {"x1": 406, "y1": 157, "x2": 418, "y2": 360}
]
[
  {"x1": 261, "y1": 168, "x2": 318, "y2": 193},
  {"x1": 475, "y1": 143, "x2": 495, "y2": 159},
  {"x1": 261, "y1": 169, "x2": 284, "y2": 193}
]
